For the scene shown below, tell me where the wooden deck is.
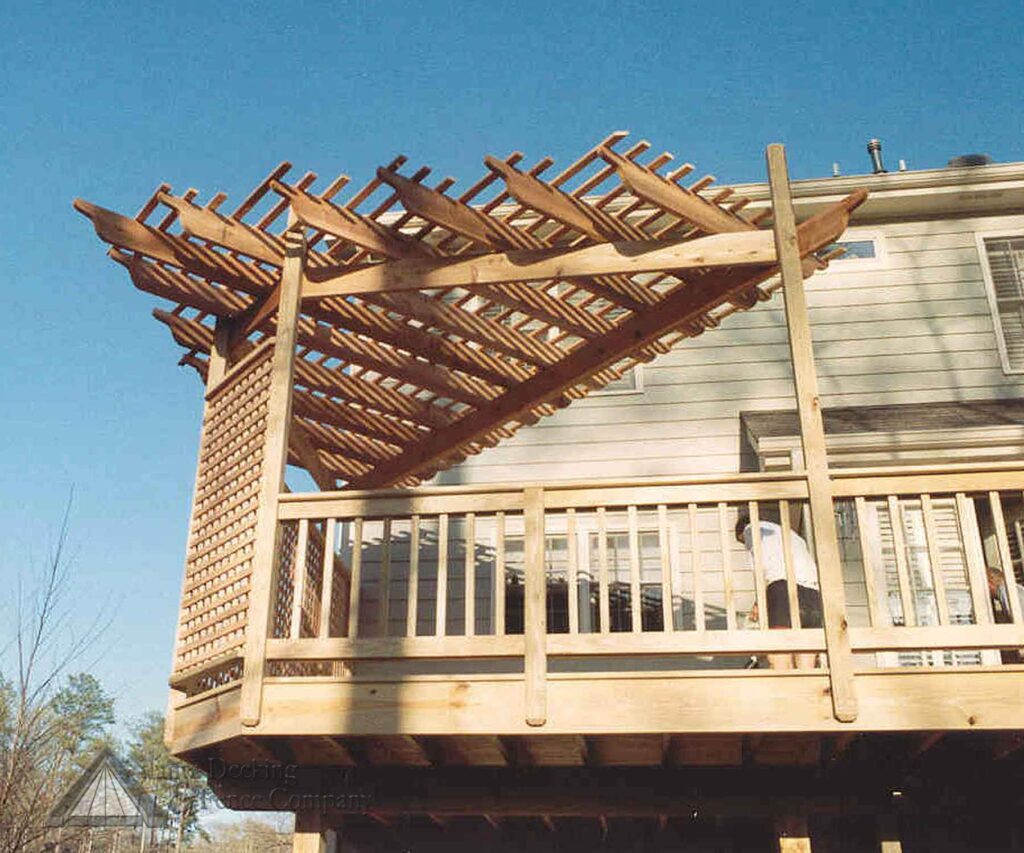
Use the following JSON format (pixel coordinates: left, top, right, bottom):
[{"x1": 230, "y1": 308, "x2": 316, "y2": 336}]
[
  {"x1": 77, "y1": 139, "x2": 1024, "y2": 847},
  {"x1": 168, "y1": 462, "x2": 1024, "y2": 760}
]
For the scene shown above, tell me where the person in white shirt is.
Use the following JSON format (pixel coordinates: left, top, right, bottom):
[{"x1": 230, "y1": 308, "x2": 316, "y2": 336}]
[{"x1": 736, "y1": 515, "x2": 823, "y2": 670}]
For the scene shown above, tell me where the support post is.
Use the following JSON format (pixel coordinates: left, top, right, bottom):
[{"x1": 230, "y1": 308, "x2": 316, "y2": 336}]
[
  {"x1": 524, "y1": 486, "x2": 548, "y2": 726},
  {"x1": 767, "y1": 143, "x2": 858, "y2": 722},
  {"x1": 240, "y1": 218, "x2": 306, "y2": 726},
  {"x1": 879, "y1": 813, "x2": 903, "y2": 853},
  {"x1": 293, "y1": 812, "x2": 338, "y2": 853},
  {"x1": 775, "y1": 815, "x2": 812, "y2": 853}
]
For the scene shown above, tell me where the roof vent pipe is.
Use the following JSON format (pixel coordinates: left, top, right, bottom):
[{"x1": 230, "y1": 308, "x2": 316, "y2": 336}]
[{"x1": 867, "y1": 138, "x2": 886, "y2": 174}]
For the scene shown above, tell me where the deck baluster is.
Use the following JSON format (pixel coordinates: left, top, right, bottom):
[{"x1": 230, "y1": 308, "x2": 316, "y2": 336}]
[
  {"x1": 407, "y1": 515, "x2": 421, "y2": 637},
  {"x1": 347, "y1": 518, "x2": 364, "y2": 638},
  {"x1": 749, "y1": 501, "x2": 768, "y2": 631}
]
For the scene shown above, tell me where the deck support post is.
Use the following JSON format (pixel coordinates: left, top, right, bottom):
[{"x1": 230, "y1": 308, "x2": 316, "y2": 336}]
[
  {"x1": 767, "y1": 143, "x2": 858, "y2": 723},
  {"x1": 240, "y1": 216, "x2": 306, "y2": 726},
  {"x1": 878, "y1": 813, "x2": 903, "y2": 852},
  {"x1": 293, "y1": 812, "x2": 338, "y2": 853},
  {"x1": 775, "y1": 815, "x2": 812, "y2": 852},
  {"x1": 524, "y1": 486, "x2": 548, "y2": 726}
]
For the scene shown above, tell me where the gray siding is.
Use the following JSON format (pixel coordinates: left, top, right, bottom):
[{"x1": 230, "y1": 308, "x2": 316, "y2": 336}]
[{"x1": 435, "y1": 213, "x2": 1024, "y2": 485}]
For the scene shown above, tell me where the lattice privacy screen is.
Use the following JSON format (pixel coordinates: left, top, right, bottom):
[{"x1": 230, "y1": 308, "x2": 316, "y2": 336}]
[{"x1": 174, "y1": 346, "x2": 273, "y2": 681}]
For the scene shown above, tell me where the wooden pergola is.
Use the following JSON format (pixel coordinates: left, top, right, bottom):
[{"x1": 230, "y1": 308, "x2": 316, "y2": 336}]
[
  {"x1": 75, "y1": 132, "x2": 863, "y2": 492},
  {"x1": 74, "y1": 135, "x2": 1024, "y2": 852}
]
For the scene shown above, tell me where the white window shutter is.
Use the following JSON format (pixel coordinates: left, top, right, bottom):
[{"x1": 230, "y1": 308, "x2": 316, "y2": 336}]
[{"x1": 981, "y1": 236, "x2": 1024, "y2": 373}]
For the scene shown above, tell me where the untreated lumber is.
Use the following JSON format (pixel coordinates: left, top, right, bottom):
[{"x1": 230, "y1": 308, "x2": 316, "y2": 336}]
[
  {"x1": 158, "y1": 191, "x2": 286, "y2": 265},
  {"x1": 484, "y1": 155, "x2": 643, "y2": 242},
  {"x1": 377, "y1": 167, "x2": 535, "y2": 249},
  {"x1": 358, "y1": 289, "x2": 563, "y2": 366},
  {"x1": 273, "y1": 180, "x2": 434, "y2": 260},
  {"x1": 112, "y1": 251, "x2": 249, "y2": 316},
  {"x1": 239, "y1": 224, "x2": 307, "y2": 726},
  {"x1": 290, "y1": 389, "x2": 422, "y2": 447},
  {"x1": 306, "y1": 298, "x2": 527, "y2": 387},
  {"x1": 74, "y1": 199, "x2": 272, "y2": 295},
  {"x1": 768, "y1": 144, "x2": 858, "y2": 724},
  {"x1": 293, "y1": 358, "x2": 455, "y2": 430},
  {"x1": 346, "y1": 189, "x2": 866, "y2": 488},
  {"x1": 600, "y1": 146, "x2": 752, "y2": 235},
  {"x1": 290, "y1": 420, "x2": 339, "y2": 490},
  {"x1": 302, "y1": 229, "x2": 779, "y2": 298}
]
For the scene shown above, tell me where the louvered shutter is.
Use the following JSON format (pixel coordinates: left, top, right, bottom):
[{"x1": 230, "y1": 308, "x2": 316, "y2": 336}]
[
  {"x1": 982, "y1": 236, "x2": 1024, "y2": 372},
  {"x1": 871, "y1": 498, "x2": 982, "y2": 667}
]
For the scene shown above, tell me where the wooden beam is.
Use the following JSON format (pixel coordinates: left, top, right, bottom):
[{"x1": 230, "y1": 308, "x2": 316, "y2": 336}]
[
  {"x1": 377, "y1": 167, "x2": 525, "y2": 249},
  {"x1": 469, "y1": 281, "x2": 614, "y2": 339},
  {"x1": 273, "y1": 180, "x2": 434, "y2": 260},
  {"x1": 357, "y1": 289, "x2": 563, "y2": 367},
  {"x1": 524, "y1": 486, "x2": 547, "y2": 727},
  {"x1": 293, "y1": 357, "x2": 455, "y2": 431},
  {"x1": 111, "y1": 251, "x2": 249, "y2": 316},
  {"x1": 297, "y1": 419, "x2": 401, "y2": 466},
  {"x1": 294, "y1": 317, "x2": 499, "y2": 405},
  {"x1": 289, "y1": 420, "x2": 338, "y2": 491},
  {"x1": 74, "y1": 199, "x2": 271, "y2": 295},
  {"x1": 153, "y1": 308, "x2": 215, "y2": 352},
  {"x1": 346, "y1": 189, "x2": 865, "y2": 489},
  {"x1": 158, "y1": 191, "x2": 285, "y2": 265},
  {"x1": 775, "y1": 815, "x2": 812, "y2": 853},
  {"x1": 879, "y1": 814, "x2": 903, "y2": 853},
  {"x1": 306, "y1": 298, "x2": 526, "y2": 387},
  {"x1": 315, "y1": 736, "x2": 357, "y2": 766},
  {"x1": 170, "y1": 668, "x2": 1024, "y2": 757},
  {"x1": 768, "y1": 143, "x2": 858, "y2": 725},
  {"x1": 289, "y1": 389, "x2": 420, "y2": 448},
  {"x1": 153, "y1": 309, "x2": 468, "y2": 435},
  {"x1": 293, "y1": 812, "x2": 337, "y2": 853},
  {"x1": 302, "y1": 229, "x2": 778, "y2": 298},
  {"x1": 600, "y1": 146, "x2": 751, "y2": 236},
  {"x1": 239, "y1": 223, "x2": 306, "y2": 727},
  {"x1": 485, "y1": 155, "x2": 641, "y2": 241}
]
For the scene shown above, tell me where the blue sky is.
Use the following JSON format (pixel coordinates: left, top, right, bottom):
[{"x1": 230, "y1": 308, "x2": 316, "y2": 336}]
[{"x1": 1, "y1": 0, "x2": 1021, "y2": 725}]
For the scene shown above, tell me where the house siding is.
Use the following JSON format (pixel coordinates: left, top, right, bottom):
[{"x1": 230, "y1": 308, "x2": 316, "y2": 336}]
[{"x1": 434, "y1": 212, "x2": 1024, "y2": 485}]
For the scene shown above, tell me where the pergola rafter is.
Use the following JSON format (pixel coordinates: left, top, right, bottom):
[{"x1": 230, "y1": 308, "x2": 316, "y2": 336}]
[{"x1": 76, "y1": 132, "x2": 866, "y2": 490}]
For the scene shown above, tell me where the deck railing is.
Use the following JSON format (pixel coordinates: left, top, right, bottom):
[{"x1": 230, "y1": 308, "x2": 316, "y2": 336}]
[{"x1": 258, "y1": 464, "x2": 1024, "y2": 709}]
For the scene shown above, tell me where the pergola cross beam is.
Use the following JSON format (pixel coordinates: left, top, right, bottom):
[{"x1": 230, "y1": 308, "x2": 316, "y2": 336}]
[
  {"x1": 345, "y1": 190, "x2": 864, "y2": 488},
  {"x1": 76, "y1": 133, "x2": 867, "y2": 492}
]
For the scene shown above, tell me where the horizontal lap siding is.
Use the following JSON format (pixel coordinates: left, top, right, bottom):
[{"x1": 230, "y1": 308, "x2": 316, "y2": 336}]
[{"x1": 435, "y1": 214, "x2": 1024, "y2": 485}]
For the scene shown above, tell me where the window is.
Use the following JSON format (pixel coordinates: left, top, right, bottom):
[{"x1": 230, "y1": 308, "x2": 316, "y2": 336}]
[
  {"x1": 590, "y1": 365, "x2": 644, "y2": 396},
  {"x1": 823, "y1": 239, "x2": 876, "y2": 259},
  {"x1": 977, "y1": 233, "x2": 1024, "y2": 374},
  {"x1": 816, "y1": 232, "x2": 886, "y2": 271}
]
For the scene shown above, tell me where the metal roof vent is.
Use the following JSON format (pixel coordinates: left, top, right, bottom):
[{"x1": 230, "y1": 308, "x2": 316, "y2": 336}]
[{"x1": 948, "y1": 153, "x2": 994, "y2": 167}]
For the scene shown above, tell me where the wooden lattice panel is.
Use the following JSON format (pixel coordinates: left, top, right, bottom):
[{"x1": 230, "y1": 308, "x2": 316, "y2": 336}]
[
  {"x1": 174, "y1": 347, "x2": 273, "y2": 680},
  {"x1": 271, "y1": 520, "x2": 299, "y2": 639},
  {"x1": 271, "y1": 520, "x2": 329, "y2": 639}
]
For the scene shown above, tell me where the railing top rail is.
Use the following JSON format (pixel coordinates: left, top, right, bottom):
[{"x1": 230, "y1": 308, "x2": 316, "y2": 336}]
[
  {"x1": 829, "y1": 460, "x2": 1024, "y2": 479},
  {"x1": 278, "y1": 469, "x2": 810, "y2": 505},
  {"x1": 278, "y1": 461, "x2": 1024, "y2": 518}
]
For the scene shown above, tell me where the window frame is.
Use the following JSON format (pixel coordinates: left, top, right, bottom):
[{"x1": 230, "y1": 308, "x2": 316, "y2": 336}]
[
  {"x1": 816, "y1": 230, "x2": 888, "y2": 273},
  {"x1": 975, "y1": 229, "x2": 1024, "y2": 375},
  {"x1": 588, "y1": 364, "x2": 645, "y2": 397}
]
